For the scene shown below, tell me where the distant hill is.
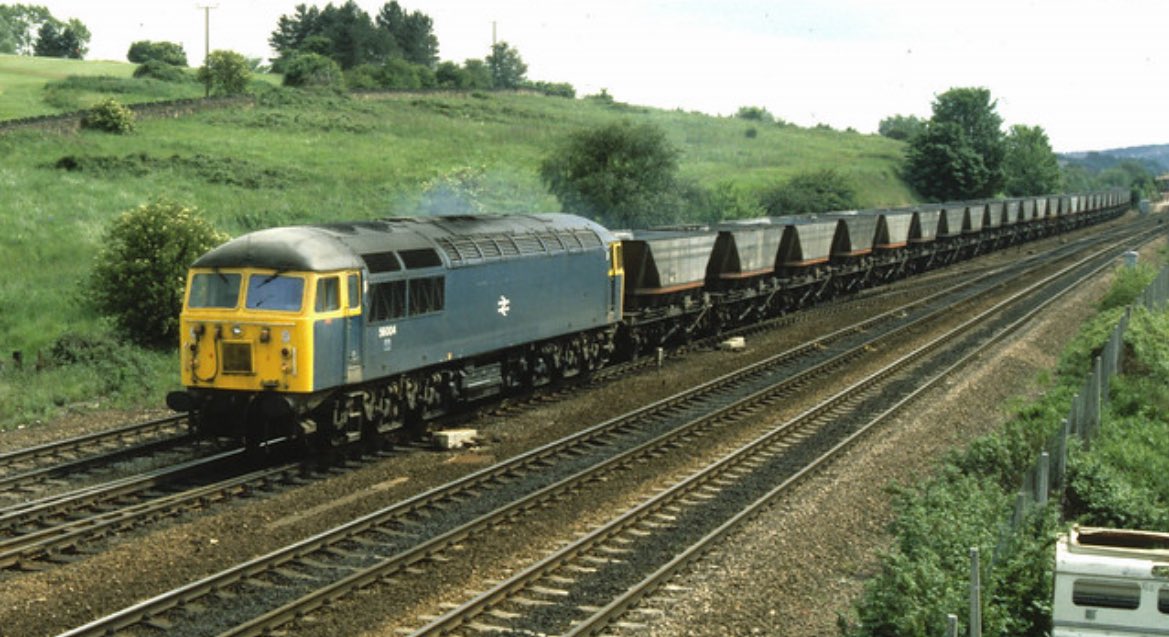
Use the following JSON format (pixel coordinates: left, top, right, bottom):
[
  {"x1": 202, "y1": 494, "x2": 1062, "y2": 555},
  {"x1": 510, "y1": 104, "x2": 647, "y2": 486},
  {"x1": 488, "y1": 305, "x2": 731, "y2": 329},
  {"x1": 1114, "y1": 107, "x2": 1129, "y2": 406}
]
[{"x1": 1060, "y1": 144, "x2": 1169, "y2": 175}]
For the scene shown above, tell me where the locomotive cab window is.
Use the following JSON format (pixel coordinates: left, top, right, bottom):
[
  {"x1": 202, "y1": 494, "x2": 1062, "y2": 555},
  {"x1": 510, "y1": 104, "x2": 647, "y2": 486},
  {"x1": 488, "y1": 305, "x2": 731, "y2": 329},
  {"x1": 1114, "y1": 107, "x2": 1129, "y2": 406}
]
[
  {"x1": 347, "y1": 274, "x2": 361, "y2": 310},
  {"x1": 188, "y1": 272, "x2": 241, "y2": 308},
  {"x1": 246, "y1": 274, "x2": 305, "y2": 312},
  {"x1": 315, "y1": 276, "x2": 340, "y2": 312}
]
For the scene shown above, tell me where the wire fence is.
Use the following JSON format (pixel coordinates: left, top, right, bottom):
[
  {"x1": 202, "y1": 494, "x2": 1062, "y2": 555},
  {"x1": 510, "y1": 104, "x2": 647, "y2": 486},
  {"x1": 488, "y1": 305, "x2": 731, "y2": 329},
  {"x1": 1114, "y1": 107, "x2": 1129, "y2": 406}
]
[{"x1": 945, "y1": 259, "x2": 1169, "y2": 637}]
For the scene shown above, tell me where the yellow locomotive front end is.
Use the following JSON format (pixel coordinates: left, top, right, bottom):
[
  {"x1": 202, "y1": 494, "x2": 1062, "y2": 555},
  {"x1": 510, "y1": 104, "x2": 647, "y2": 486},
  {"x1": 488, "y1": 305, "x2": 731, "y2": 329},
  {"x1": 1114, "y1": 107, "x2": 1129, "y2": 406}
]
[
  {"x1": 166, "y1": 224, "x2": 369, "y2": 447},
  {"x1": 178, "y1": 268, "x2": 313, "y2": 394}
]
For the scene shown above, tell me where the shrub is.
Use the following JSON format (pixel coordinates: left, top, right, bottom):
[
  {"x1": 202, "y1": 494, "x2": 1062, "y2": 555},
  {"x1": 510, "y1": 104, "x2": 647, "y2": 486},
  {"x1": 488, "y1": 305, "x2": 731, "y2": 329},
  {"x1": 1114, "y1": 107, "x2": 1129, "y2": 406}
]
[
  {"x1": 282, "y1": 52, "x2": 344, "y2": 89},
  {"x1": 344, "y1": 63, "x2": 383, "y2": 90},
  {"x1": 80, "y1": 98, "x2": 135, "y2": 134},
  {"x1": 88, "y1": 199, "x2": 228, "y2": 348},
  {"x1": 760, "y1": 169, "x2": 858, "y2": 215},
  {"x1": 524, "y1": 80, "x2": 575, "y2": 98},
  {"x1": 132, "y1": 60, "x2": 191, "y2": 83},
  {"x1": 127, "y1": 40, "x2": 188, "y2": 66},
  {"x1": 197, "y1": 50, "x2": 250, "y2": 95},
  {"x1": 735, "y1": 106, "x2": 774, "y2": 123}
]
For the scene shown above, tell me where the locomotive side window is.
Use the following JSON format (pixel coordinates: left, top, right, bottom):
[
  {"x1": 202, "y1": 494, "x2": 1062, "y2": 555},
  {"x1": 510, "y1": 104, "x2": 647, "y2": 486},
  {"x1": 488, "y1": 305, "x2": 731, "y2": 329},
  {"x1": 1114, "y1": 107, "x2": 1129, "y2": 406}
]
[
  {"x1": 315, "y1": 276, "x2": 340, "y2": 312},
  {"x1": 408, "y1": 276, "x2": 445, "y2": 315},
  {"x1": 1072, "y1": 579, "x2": 1141, "y2": 610},
  {"x1": 347, "y1": 274, "x2": 361, "y2": 310},
  {"x1": 370, "y1": 281, "x2": 406, "y2": 322},
  {"x1": 246, "y1": 274, "x2": 304, "y2": 312},
  {"x1": 188, "y1": 272, "x2": 241, "y2": 308},
  {"x1": 1160, "y1": 587, "x2": 1168, "y2": 614}
]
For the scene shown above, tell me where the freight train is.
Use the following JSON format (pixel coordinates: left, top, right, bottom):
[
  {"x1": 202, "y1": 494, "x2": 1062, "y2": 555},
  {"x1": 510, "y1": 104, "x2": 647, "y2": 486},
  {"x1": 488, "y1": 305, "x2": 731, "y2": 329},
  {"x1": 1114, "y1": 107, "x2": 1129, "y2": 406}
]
[{"x1": 166, "y1": 190, "x2": 1129, "y2": 452}]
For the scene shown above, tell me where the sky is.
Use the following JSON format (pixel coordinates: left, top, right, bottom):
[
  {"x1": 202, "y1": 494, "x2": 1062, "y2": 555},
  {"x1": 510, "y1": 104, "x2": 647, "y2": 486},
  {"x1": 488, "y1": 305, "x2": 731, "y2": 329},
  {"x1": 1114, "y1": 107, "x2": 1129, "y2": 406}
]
[{"x1": 32, "y1": 0, "x2": 1168, "y2": 152}]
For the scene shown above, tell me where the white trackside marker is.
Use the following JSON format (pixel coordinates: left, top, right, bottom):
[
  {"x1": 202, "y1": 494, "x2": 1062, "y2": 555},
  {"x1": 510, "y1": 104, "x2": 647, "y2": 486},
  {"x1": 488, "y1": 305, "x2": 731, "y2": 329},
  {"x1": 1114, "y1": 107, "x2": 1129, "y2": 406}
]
[{"x1": 498, "y1": 295, "x2": 511, "y2": 316}]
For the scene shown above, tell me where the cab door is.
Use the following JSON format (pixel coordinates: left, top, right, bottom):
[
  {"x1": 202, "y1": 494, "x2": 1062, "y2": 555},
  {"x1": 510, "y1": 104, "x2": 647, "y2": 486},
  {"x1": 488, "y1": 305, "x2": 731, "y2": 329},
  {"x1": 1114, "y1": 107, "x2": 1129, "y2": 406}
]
[
  {"x1": 608, "y1": 242, "x2": 625, "y2": 321},
  {"x1": 344, "y1": 273, "x2": 364, "y2": 383}
]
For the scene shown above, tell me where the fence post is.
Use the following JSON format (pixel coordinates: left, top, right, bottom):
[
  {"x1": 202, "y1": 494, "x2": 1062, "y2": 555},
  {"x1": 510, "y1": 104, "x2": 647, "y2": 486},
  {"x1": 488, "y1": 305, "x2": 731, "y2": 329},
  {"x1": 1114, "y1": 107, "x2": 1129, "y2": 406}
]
[
  {"x1": 946, "y1": 614, "x2": 959, "y2": 637},
  {"x1": 1055, "y1": 418, "x2": 1070, "y2": 493},
  {"x1": 1037, "y1": 452, "x2": 1050, "y2": 505},
  {"x1": 1084, "y1": 357, "x2": 1094, "y2": 441},
  {"x1": 970, "y1": 547, "x2": 982, "y2": 637}
]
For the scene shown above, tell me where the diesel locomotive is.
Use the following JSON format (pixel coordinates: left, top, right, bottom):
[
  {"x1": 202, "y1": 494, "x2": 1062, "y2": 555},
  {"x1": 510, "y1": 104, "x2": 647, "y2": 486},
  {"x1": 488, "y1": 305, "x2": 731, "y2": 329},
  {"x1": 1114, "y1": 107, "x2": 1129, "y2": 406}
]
[{"x1": 166, "y1": 190, "x2": 1129, "y2": 451}]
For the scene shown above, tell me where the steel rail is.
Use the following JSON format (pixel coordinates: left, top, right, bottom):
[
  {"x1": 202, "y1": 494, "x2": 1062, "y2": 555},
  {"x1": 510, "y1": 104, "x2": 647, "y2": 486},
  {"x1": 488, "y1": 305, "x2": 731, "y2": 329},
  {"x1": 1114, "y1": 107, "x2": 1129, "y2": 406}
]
[
  {"x1": 415, "y1": 223, "x2": 1137, "y2": 636},
  {"x1": 564, "y1": 224, "x2": 1131, "y2": 636},
  {"x1": 55, "y1": 220, "x2": 1154, "y2": 637},
  {"x1": 219, "y1": 224, "x2": 1157, "y2": 637}
]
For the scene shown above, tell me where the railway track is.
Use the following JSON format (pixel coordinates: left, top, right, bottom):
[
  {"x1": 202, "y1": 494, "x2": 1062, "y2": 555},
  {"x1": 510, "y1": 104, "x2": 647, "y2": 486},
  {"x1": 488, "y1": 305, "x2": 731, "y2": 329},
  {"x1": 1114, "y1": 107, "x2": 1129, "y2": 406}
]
[
  {"x1": 0, "y1": 414, "x2": 188, "y2": 481},
  {"x1": 0, "y1": 449, "x2": 310, "y2": 571},
  {"x1": 0, "y1": 226, "x2": 1096, "y2": 575},
  {"x1": 55, "y1": 220, "x2": 1157, "y2": 637},
  {"x1": 408, "y1": 226, "x2": 1126, "y2": 636}
]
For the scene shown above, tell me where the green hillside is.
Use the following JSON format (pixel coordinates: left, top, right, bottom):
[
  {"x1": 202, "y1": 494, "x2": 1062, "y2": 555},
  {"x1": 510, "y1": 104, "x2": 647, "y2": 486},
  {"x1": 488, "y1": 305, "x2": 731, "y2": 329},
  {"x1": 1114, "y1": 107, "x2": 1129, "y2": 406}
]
[{"x1": 0, "y1": 56, "x2": 913, "y2": 426}]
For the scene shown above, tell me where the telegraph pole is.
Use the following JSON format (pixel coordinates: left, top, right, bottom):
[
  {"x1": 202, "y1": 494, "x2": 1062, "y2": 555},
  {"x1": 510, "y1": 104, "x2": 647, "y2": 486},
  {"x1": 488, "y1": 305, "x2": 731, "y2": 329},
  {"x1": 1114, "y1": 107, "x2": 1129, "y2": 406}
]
[{"x1": 197, "y1": 4, "x2": 217, "y2": 97}]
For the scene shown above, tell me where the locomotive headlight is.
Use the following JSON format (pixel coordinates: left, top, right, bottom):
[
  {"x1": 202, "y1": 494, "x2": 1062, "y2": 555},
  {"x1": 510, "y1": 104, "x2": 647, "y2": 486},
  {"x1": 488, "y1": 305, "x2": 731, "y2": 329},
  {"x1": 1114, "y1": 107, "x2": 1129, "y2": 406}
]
[
  {"x1": 259, "y1": 327, "x2": 271, "y2": 343},
  {"x1": 231, "y1": 325, "x2": 243, "y2": 337}
]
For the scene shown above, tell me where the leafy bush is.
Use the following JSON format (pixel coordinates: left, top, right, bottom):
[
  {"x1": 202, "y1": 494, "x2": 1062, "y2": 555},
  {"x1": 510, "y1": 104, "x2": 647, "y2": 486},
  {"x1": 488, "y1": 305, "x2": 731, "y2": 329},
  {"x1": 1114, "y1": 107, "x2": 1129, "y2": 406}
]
[
  {"x1": 540, "y1": 120, "x2": 681, "y2": 229},
  {"x1": 127, "y1": 40, "x2": 187, "y2": 66},
  {"x1": 524, "y1": 80, "x2": 575, "y2": 98},
  {"x1": 197, "y1": 49, "x2": 251, "y2": 95},
  {"x1": 88, "y1": 199, "x2": 228, "y2": 348},
  {"x1": 849, "y1": 270, "x2": 1169, "y2": 637},
  {"x1": 381, "y1": 58, "x2": 434, "y2": 89},
  {"x1": 80, "y1": 98, "x2": 135, "y2": 134},
  {"x1": 132, "y1": 60, "x2": 191, "y2": 83},
  {"x1": 283, "y1": 52, "x2": 344, "y2": 89},
  {"x1": 1097, "y1": 263, "x2": 1156, "y2": 311},
  {"x1": 677, "y1": 180, "x2": 764, "y2": 224},
  {"x1": 759, "y1": 168, "x2": 858, "y2": 215},
  {"x1": 344, "y1": 63, "x2": 383, "y2": 90},
  {"x1": 735, "y1": 106, "x2": 775, "y2": 123}
]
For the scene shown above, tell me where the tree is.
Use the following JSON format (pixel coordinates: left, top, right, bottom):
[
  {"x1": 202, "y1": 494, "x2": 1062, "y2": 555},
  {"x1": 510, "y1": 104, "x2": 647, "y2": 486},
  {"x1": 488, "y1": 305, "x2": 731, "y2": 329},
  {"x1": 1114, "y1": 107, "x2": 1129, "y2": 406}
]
[
  {"x1": 32, "y1": 17, "x2": 88, "y2": 58},
  {"x1": 486, "y1": 41, "x2": 527, "y2": 89},
  {"x1": 89, "y1": 199, "x2": 228, "y2": 348},
  {"x1": 903, "y1": 121, "x2": 992, "y2": 202},
  {"x1": 903, "y1": 87, "x2": 1005, "y2": 201},
  {"x1": 376, "y1": 1, "x2": 438, "y2": 68},
  {"x1": 1002, "y1": 124, "x2": 1061, "y2": 196},
  {"x1": 281, "y1": 52, "x2": 343, "y2": 88},
  {"x1": 540, "y1": 120, "x2": 681, "y2": 229},
  {"x1": 878, "y1": 114, "x2": 925, "y2": 141},
  {"x1": 760, "y1": 169, "x2": 859, "y2": 215},
  {"x1": 127, "y1": 40, "x2": 187, "y2": 66},
  {"x1": 198, "y1": 50, "x2": 250, "y2": 96},
  {"x1": 0, "y1": 4, "x2": 51, "y2": 54},
  {"x1": 269, "y1": 1, "x2": 438, "y2": 72},
  {"x1": 269, "y1": 1, "x2": 385, "y2": 71},
  {"x1": 461, "y1": 58, "x2": 492, "y2": 89}
]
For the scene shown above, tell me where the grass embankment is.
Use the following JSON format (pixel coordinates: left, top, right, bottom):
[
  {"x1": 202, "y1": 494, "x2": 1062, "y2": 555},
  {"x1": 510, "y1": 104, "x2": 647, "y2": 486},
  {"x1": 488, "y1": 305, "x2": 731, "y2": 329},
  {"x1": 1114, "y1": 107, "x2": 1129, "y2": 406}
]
[
  {"x1": 847, "y1": 260, "x2": 1169, "y2": 637},
  {"x1": 0, "y1": 57, "x2": 913, "y2": 429}
]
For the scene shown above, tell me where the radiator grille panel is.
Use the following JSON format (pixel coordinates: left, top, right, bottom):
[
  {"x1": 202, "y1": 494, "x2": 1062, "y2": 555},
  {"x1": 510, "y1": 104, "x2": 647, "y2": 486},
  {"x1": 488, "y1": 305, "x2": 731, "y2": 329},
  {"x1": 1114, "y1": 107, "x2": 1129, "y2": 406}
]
[{"x1": 222, "y1": 341, "x2": 253, "y2": 374}]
